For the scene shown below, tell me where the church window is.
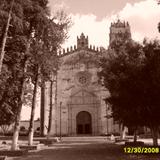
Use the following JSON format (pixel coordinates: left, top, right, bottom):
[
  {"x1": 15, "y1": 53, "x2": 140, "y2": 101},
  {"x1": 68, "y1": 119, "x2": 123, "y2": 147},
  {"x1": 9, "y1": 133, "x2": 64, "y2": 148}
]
[
  {"x1": 75, "y1": 71, "x2": 91, "y2": 86},
  {"x1": 79, "y1": 76, "x2": 87, "y2": 84}
]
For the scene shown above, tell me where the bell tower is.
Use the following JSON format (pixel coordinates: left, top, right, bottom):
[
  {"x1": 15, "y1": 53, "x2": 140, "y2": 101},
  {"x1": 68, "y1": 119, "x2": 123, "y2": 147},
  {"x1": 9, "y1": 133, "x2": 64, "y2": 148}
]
[
  {"x1": 109, "y1": 19, "x2": 131, "y2": 46},
  {"x1": 77, "y1": 33, "x2": 89, "y2": 49}
]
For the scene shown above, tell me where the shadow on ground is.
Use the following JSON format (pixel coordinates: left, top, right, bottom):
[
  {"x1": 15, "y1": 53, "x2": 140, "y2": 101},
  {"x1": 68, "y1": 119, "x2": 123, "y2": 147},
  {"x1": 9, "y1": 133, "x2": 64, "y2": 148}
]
[{"x1": 11, "y1": 142, "x2": 160, "y2": 160}]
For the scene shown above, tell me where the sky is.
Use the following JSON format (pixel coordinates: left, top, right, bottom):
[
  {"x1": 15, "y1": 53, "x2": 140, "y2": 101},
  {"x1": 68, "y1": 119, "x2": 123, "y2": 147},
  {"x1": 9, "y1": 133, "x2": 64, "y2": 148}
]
[
  {"x1": 48, "y1": 0, "x2": 160, "y2": 49},
  {"x1": 22, "y1": 0, "x2": 160, "y2": 120},
  {"x1": 50, "y1": 0, "x2": 142, "y2": 19}
]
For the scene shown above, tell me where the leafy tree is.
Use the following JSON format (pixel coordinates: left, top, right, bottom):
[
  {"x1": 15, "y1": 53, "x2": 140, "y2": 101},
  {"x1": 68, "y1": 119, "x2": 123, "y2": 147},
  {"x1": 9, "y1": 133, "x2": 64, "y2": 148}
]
[
  {"x1": 9, "y1": 0, "x2": 46, "y2": 150},
  {"x1": 26, "y1": 6, "x2": 70, "y2": 145},
  {"x1": 99, "y1": 38, "x2": 160, "y2": 146},
  {"x1": 157, "y1": 0, "x2": 160, "y2": 32},
  {"x1": 11, "y1": 0, "x2": 62, "y2": 150},
  {"x1": 141, "y1": 39, "x2": 160, "y2": 146},
  {"x1": 0, "y1": 0, "x2": 14, "y2": 73},
  {"x1": 0, "y1": 0, "x2": 27, "y2": 141},
  {"x1": 0, "y1": 99, "x2": 14, "y2": 135},
  {"x1": 99, "y1": 40, "x2": 145, "y2": 140},
  {"x1": 0, "y1": 0, "x2": 55, "y2": 150}
]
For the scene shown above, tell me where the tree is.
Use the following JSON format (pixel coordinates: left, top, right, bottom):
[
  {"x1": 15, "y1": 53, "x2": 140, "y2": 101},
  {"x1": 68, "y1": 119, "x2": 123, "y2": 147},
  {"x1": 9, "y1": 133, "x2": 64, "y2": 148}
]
[
  {"x1": 0, "y1": 0, "x2": 14, "y2": 73},
  {"x1": 141, "y1": 39, "x2": 160, "y2": 146},
  {"x1": 10, "y1": 0, "x2": 48, "y2": 150},
  {"x1": 0, "y1": 1, "x2": 29, "y2": 146},
  {"x1": 0, "y1": 0, "x2": 54, "y2": 150},
  {"x1": 19, "y1": 0, "x2": 70, "y2": 149},
  {"x1": 28, "y1": 65, "x2": 40, "y2": 145},
  {"x1": 39, "y1": 11, "x2": 70, "y2": 137},
  {"x1": 157, "y1": 0, "x2": 160, "y2": 32},
  {"x1": 99, "y1": 40, "x2": 145, "y2": 140},
  {"x1": 27, "y1": 9, "x2": 70, "y2": 145},
  {"x1": 99, "y1": 38, "x2": 160, "y2": 146}
]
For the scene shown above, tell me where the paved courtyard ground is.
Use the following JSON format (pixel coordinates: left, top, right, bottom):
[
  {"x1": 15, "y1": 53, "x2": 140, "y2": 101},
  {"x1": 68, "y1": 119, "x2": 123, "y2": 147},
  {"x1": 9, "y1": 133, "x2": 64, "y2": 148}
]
[{"x1": 5, "y1": 137, "x2": 160, "y2": 160}]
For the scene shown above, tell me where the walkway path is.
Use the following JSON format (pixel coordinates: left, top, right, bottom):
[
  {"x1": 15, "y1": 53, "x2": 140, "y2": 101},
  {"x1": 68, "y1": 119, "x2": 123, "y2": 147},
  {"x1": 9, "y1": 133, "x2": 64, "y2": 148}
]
[{"x1": 7, "y1": 137, "x2": 160, "y2": 160}]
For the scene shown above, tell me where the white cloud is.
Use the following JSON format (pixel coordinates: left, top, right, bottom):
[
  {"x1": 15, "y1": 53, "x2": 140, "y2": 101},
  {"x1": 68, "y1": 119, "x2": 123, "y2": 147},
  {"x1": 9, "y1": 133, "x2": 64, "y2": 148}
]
[
  {"x1": 63, "y1": 0, "x2": 160, "y2": 49},
  {"x1": 49, "y1": 1, "x2": 69, "y2": 15},
  {"x1": 63, "y1": 14, "x2": 111, "y2": 48},
  {"x1": 119, "y1": 0, "x2": 160, "y2": 42}
]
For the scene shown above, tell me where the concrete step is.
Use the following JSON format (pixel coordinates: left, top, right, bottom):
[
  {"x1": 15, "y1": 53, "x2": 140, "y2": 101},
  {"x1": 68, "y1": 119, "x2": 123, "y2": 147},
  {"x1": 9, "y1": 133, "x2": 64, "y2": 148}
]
[{"x1": 61, "y1": 136, "x2": 109, "y2": 142}]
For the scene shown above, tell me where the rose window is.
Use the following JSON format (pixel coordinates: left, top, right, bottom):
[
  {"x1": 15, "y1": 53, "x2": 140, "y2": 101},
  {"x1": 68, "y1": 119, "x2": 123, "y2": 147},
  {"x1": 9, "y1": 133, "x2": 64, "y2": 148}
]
[
  {"x1": 75, "y1": 71, "x2": 91, "y2": 86},
  {"x1": 79, "y1": 76, "x2": 87, "y2": 84}
]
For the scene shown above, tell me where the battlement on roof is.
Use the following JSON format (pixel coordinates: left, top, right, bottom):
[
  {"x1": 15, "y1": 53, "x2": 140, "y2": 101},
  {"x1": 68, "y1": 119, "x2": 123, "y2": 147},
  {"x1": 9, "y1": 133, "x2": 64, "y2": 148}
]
[
  {"x1": 58, "y1": 19, "x2": 132, "y2": 57},
  {"x1": 58, "y1": 33, "x2": 102, "y2": 57},
  {"x1": 58, "y1": 44, "x2": 102, "y2": 56},
  {"x1": 110, "y1": 19, "x2": 130, "y2": 28}
]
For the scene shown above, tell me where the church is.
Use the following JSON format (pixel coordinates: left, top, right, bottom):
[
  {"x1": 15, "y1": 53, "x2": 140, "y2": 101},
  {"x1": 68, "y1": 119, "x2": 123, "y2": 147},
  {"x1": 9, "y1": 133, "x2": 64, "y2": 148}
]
[{"x1": 40, "y1": 20, "x2": 132, "y2": 136}]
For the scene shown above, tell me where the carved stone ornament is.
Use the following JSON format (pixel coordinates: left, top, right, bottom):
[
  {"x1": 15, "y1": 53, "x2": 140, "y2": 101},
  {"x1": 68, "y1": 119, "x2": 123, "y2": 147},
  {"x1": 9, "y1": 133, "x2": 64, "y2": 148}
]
[{"x1": 75, "y1": 71, "x2": 91, "y2": 86}]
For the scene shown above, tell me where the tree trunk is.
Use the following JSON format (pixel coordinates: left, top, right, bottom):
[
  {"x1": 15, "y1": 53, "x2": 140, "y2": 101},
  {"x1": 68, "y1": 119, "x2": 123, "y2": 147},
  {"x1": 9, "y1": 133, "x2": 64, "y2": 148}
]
[
  {"x1": 11, "y1": 30, "x2": 32, "y2": 150},
  {"x1": 11, "y1": 127, "x2": 19, "y2": 150},
  {"x1": 28, "y1": 128, "x2": 34, "y2": 145},
  {"x1": 40, "y1": 79, "x2": 45, "y2": 137},
  {"x1": 28, "y1": 66, "x2": 40, "y2": 146},
  {"x1": 133, "y1": 129, "x2": 137, "y2": 143},
  {"x1": 11, "y1": 58, "x2": 28, "y2": 150},
  {"x1": 151, "y1": 126, "x2": 158, "y2": 146},
  {"x1": 47, "y1": 79, "x2": 53, "y2": 138},
  {"x1": 0, "y1": 0, "x2": 14, "y2": 73},
  {"x1": 54, "y1": 73, "x2": 58, "y2": 135},
  {"x1": 121, "y1": 125, "x2": 127, "y2": 139}
]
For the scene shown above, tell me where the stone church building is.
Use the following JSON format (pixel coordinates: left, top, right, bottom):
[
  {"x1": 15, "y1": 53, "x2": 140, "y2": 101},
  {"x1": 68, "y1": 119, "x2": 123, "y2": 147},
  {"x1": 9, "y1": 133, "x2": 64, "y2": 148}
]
[{"x1": 40, "y1": 20, "x2": 132, "y2": 136}]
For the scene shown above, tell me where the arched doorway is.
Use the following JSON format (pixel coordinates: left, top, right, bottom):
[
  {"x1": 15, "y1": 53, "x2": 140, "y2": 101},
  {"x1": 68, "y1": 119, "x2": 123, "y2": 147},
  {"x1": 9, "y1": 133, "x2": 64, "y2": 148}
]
[{"x1": 76, "y1": 111, "x2": 92, "y2": 134}]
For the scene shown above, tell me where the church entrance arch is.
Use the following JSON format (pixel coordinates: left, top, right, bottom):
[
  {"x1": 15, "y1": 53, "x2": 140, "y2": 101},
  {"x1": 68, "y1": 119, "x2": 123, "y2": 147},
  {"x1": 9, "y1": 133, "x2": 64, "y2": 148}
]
[{"x1": 76, "y1": 111, "x2": 92, "y2": 134}]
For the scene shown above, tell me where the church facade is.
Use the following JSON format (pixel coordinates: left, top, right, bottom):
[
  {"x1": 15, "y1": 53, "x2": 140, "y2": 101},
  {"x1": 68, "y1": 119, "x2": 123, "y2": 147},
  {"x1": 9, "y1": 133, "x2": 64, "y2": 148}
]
[{"x1": 41, "y1": 20, "x2": 131, "y2": 136}]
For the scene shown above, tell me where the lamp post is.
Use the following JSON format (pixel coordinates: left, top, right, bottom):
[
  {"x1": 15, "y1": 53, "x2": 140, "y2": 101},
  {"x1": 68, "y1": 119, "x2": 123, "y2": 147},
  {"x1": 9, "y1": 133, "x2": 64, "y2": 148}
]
[
  {"x1": 106, "y1": 104, "x2": 109, "y2": 134},
  {"x1": 106, "y1": 115, "x2": 109, "y2": 134},
  {"x1": 106, "y1": 104, "x2": 112, "y2": 135},
  {"x1": 60, "y1": 102, "x2": 62, "y2": 140}
]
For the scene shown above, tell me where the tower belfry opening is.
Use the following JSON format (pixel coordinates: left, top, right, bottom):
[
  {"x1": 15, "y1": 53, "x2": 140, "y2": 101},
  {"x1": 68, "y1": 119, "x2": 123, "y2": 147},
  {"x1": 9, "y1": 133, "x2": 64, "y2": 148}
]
[{"x1": 109, "y1": 19, "x2": 131, "y2": 45}]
